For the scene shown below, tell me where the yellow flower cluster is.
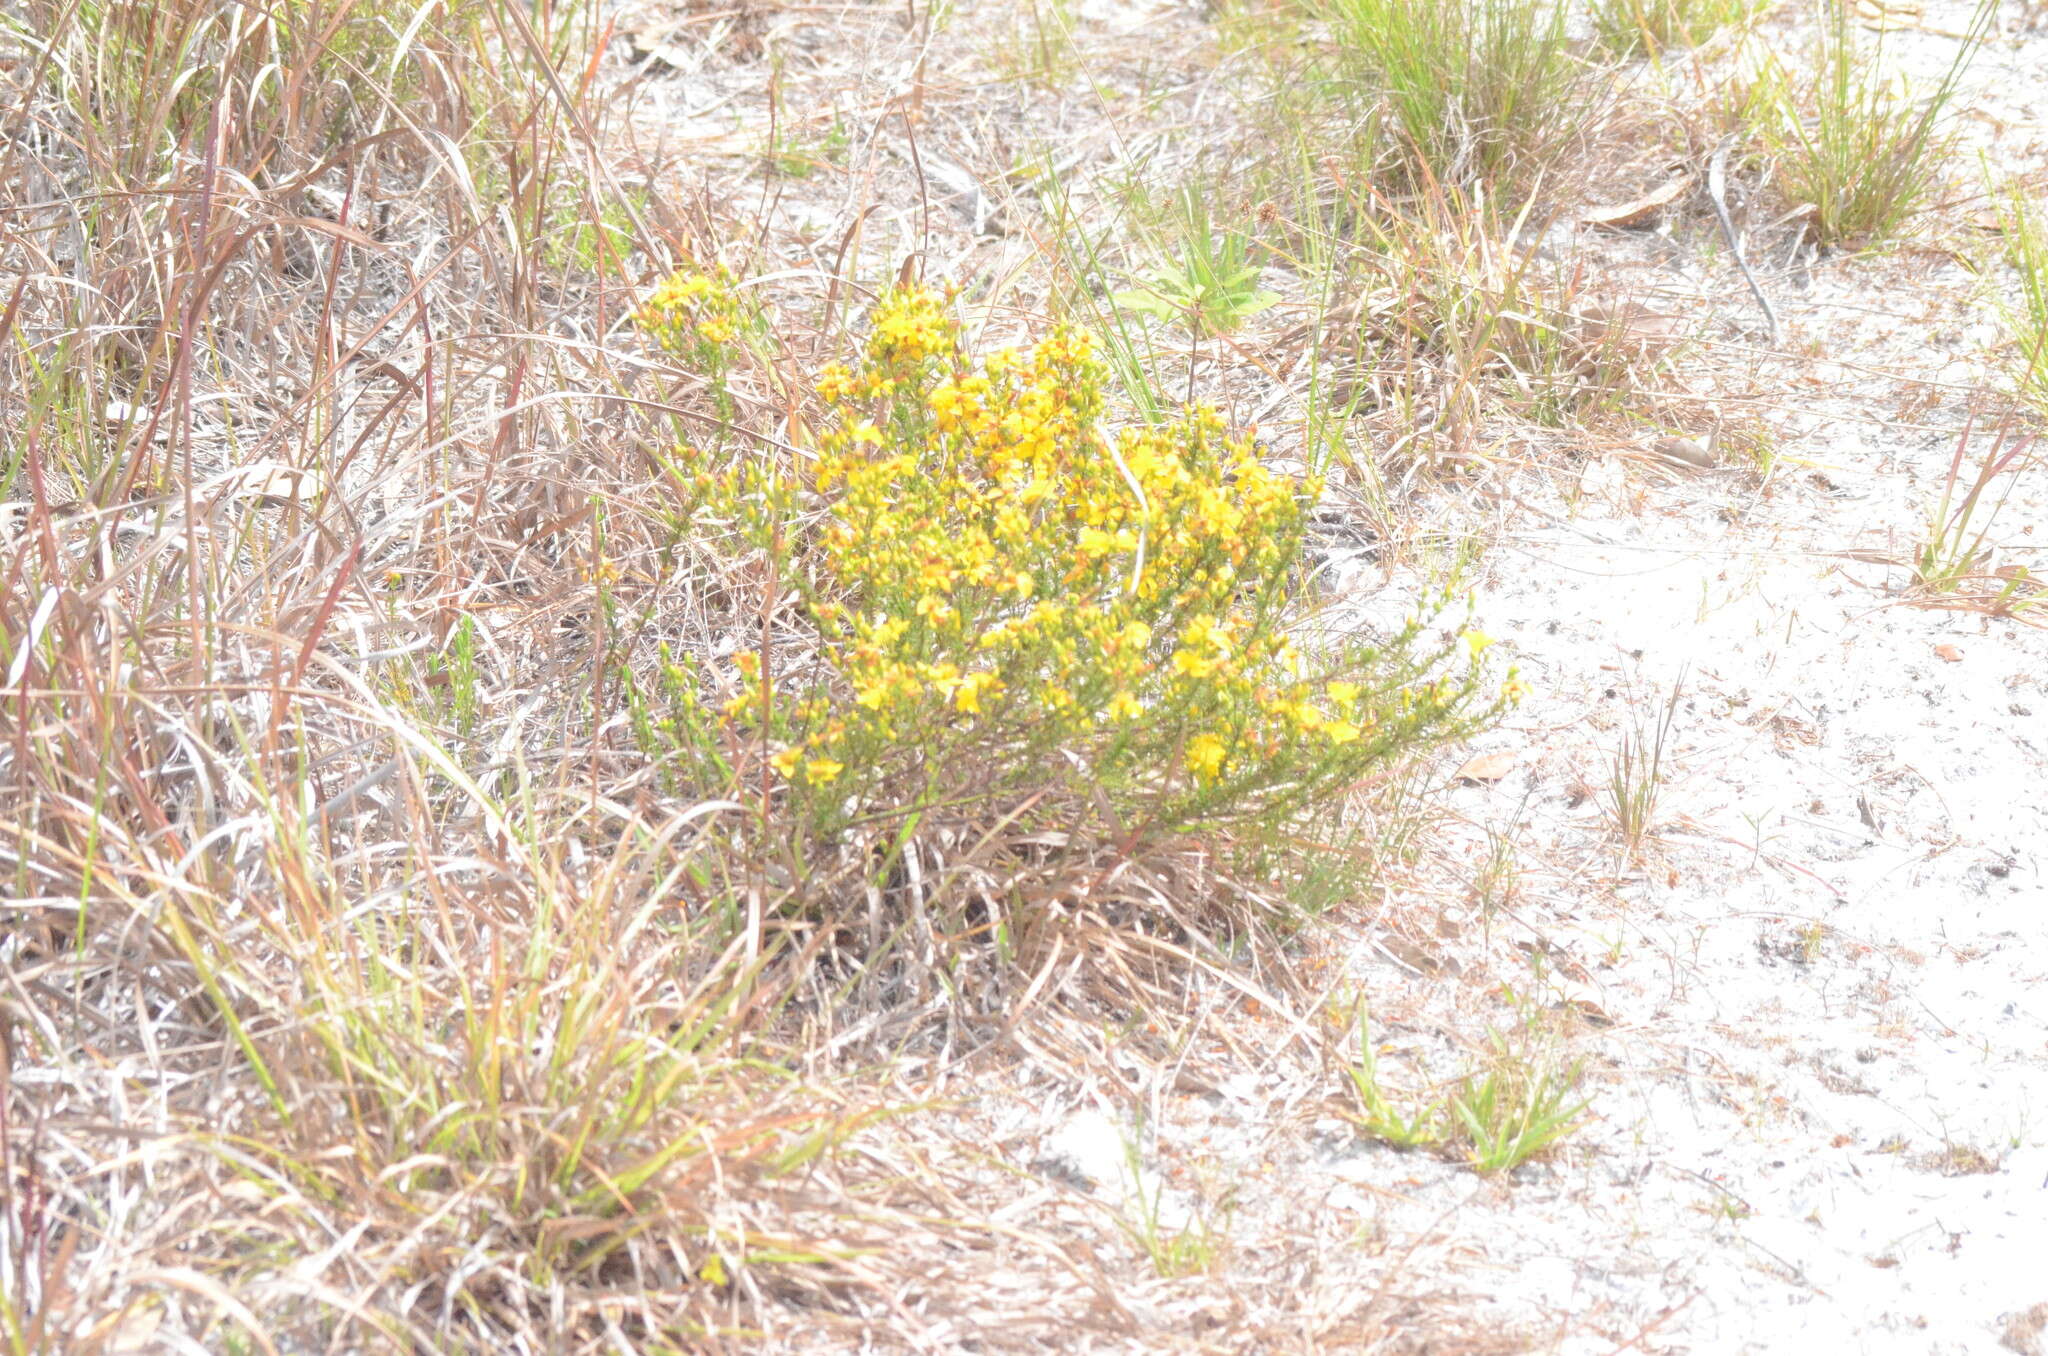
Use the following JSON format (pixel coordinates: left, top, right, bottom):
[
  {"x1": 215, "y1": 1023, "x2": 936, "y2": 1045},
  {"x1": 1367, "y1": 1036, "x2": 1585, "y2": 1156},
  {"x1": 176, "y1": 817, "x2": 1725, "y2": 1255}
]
[
  {"x1": 643, "y1": 283, "x2": 1499, "y2": 825},
  {"x1": 638, "y1": 265, "x2": 747, "y2": 353},
  {"x1": 636, "y1": 265, "x2": 753, "y2": 420},
  {"x1": 747, "y1": 285, "x2": 1396, "y2": 795}
]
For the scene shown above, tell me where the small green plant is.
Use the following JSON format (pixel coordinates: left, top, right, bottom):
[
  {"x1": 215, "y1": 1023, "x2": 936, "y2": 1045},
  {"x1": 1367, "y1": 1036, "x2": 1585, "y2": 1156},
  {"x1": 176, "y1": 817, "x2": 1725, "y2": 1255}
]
[
  {"x1": 1112, "y1": 189, "x2": 1279, "y2": 337},
  {"x1": 1912, "y1": 412, "x2": 2040, "y2": 610},
  {"x1": 1589, "y1": 0, "x2": 1759, "y2": 58},
  {"x1": 767, "y1": 115, "x2": 849, "y2": 177},
  {"x1": 443, "y1": 614, "x2": 482, "y2": 736},
  {"x1": 1344, "y1": 188, "x2": 1658, "y2": 446},
  {"x1": 988, "y1": 0, "x2": 1081, "y2": 86},
  {"x1": 1474, "y1": 815, "x2": 1521, "y2": 921},
  {"x1": 544, "y1": 183, "x2": 649, "y2": 276},
  {"x1": 1606, "y1": 674, "x2": 1682, "y2": 860},
  {"x1": 1715, "y1": 413, "x2": 1779, "y2": 479},
  {"x1": 1114, "y1": 1137, "x2": 1231, "y2": 1277},
  {"x1": 1341, "y1": 1001, "x2": 1591, "y2": 1172},
  {"x1": 1448, "y1": 1026, "x2": 1592, "y2": 1173},
  {"x1": 1748, "y1": 0, "x2": 1993, "y2": 246},
  {"x1": 1344, "y1": 1009, "x2": 1449, "y2": 1150},
  {"x1": 1267, "y1": 816, "x2": 1398, "y2": 918},
  {"x1": 2001, "y1": 182, "x2": 2048, "y2": 412},
  {"x1": 1309, "y1": 0, "x2": 1594, "y2": 192}
]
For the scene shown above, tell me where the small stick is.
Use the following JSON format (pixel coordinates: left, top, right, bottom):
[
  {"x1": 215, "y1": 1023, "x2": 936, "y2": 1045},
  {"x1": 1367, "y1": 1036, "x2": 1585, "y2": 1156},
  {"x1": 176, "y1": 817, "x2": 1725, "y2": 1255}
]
[{"x1": 1707, "y1": 136, "x2": 1778, "y2": 346}]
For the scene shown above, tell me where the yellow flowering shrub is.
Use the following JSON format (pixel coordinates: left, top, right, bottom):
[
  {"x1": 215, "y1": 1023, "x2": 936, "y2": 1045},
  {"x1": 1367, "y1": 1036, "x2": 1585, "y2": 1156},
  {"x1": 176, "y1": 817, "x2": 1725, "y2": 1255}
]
[
  {"x1": 637, "y1": 281, "x2": 1507, "y2": 864},
  {"x1": 637, "y1": 263, "x2": 755, "y2": 416}
]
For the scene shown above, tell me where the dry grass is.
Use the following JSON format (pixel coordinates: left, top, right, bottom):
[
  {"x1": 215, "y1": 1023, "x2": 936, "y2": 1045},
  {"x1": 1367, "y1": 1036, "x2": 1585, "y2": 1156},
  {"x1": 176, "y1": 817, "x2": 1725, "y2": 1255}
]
[
  {"x1": 6, "y1": 0, "x2": 2041, "y2": 1348},
  {"x1": 0, "y1": 0, "x2": 901, "y2": 1343}
]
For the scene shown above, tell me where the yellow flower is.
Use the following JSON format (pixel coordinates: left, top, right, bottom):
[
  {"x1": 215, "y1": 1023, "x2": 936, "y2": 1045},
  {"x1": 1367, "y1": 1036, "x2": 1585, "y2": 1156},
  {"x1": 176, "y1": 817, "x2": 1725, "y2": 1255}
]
[
  {"x1": 1462, "y1": 630, "x2": 1495, "y2": 659},
  {"x1": 804, "y1": 757, "x2": 845, "y2": 784},
  {"x1": 1502, "y1": 673, "x2": 1532, "y2": 703},
  {"x1": 1323, "y1": 720, "x2": 1361, "y2": 745},
  {"x1": 955, "y1": 670, "x2": 1003, "y2": 714},
  {"x1": 1186, "y1": 733, "x2": 1226, "y2": 782},
  {"x1": 816, "y1": 363, "x2": 853, "y2": 403},
  {"x1": 1107, "y1": 690, "x2": 1143, "y2": 721},
  {"x1": 1325, "y1": 680, "x2": 1360, "y2": 706},
  {"x1": 770, "y1": 746, "x2": 804, "y2": 779},
  {"x1": 1077, "y1": 526, "x2": 1121, "y2": 558}
]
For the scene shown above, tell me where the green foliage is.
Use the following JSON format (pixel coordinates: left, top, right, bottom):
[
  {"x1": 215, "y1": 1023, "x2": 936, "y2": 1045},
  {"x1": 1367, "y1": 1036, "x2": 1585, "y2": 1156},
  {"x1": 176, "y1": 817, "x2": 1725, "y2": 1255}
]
[
  {"x1": 442, "y1": 614, "x2": 482, "y2": 736},
  {"x1": 1446, "y1": 1027, "x2": 1592, "y2": 1174},
  {"x1": 767, "y1": 115, "x2": 850, "y2": 177},
  {"x1": 1342, "y1": 188, "x2": 1663, "y2": 444},
  {"x1": 1342, "y1": 1001, "x2": 1591, "y2": 1173},
  {"x1": 1115, "y1": 1136, "x2": 1232, "y2": 1277},
  {"x1": 1308, "y1": 0, "x2": 1592, "y2": 192},
  {"x1": 545, "y1": 183, "x2": 649, "y2": 276},
  {"x1": 1747, "y1": 0, "x2": 1993, "y2": 246},
  {"x1": 11, "y1": 0, "x2": 507, "y2": 179},
  {"x1": 1112, "y1": 189, "x2": 1279, "y2": 336},
  {"x1": 1344, "y1": 1010, "x2": 1449, "y2": 1150},
  {"x1": 991, "y1": 0, "x2": 1081, "y2": 87},
  {"x1": 1912, "y1": 414, "x2": 2040, "y2": 611},
  {"x1": 1606, "y1": 674, "x2": 1681, "y2": 860},
  {"x1": 2002, "y1": 183, "x2": 2048, "y2": 413}
]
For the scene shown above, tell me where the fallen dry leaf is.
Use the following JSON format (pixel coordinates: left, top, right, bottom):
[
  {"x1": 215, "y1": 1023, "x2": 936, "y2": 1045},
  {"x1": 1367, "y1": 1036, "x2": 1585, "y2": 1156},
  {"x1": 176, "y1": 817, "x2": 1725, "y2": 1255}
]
[
  {"x1": 1453, "y1": 752, "x2": 1517, "y2": 783},
  {"x1": 1934, "y1": 643, "x2": 1963, "y2": 663},
  {"x1": 1581, "y1": 176, "x2": 1690, "y2": 230},
  {"x1": 1650, "y1": 435, "x2": 1717, "y2": 470}
]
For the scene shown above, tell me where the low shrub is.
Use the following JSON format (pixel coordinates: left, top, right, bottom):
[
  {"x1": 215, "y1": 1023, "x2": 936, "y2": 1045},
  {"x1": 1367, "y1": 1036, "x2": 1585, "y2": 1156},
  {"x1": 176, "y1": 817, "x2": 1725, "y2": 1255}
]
[{"x1": 633, "y1": 273, "x2": 1511, "y2": 959}]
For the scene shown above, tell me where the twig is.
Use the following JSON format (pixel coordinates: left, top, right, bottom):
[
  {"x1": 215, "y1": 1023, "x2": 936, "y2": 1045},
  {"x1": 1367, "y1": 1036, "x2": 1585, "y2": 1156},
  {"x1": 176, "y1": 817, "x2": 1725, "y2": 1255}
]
[{"x1": 1707, "y1": 136, "x2": 1778, "y2": 345}]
